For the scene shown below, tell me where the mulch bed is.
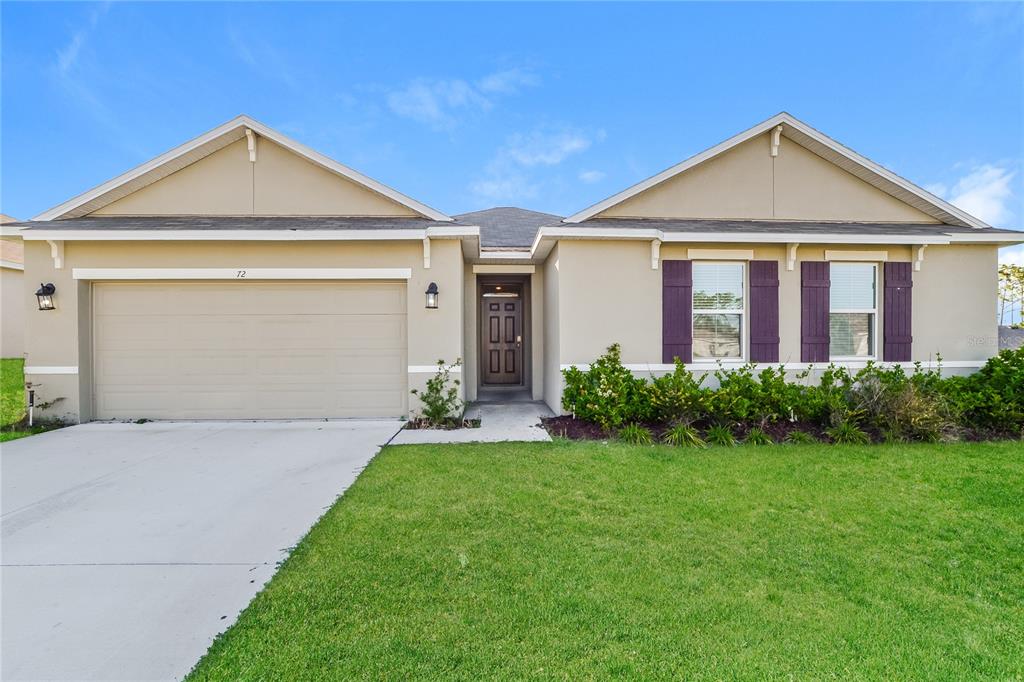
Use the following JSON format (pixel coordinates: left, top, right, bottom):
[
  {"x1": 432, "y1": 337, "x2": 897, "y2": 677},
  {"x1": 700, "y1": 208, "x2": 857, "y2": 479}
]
[
  {"x1": 543, "y1": 415, "x2": 1020, "y2": 445},
  {"x1": 404, "y1": 418, "x2": 481, "y2": 431},
  {"x1": 543, "y1": 415, "x2": 832, "y2": 443}
]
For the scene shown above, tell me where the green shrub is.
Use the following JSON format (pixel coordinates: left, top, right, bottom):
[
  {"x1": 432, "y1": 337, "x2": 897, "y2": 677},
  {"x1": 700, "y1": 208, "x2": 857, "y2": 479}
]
[
  {"x1": 846, "y1": 362, "x2": 955, "y2": 442},
  {"x1": 564, "y1": 345, "x2": 1024, "y2": 445},
  {"x1": 706, "y1": 425, "x2": 736, "y2": 447},
  {"x1": 784, "y1": 430, "x2": 818, "y2": 445},
  {"x1": 662, "y1": 423, "x2": 706, "y2": 448},
  {"x1": 942, "y1": 348, "x2": 1024, "y2": 434},
  {"x1": 826, "y1": 419, "x2": 870, "y2": 445},
  {"x1": 562, "y1": 344, "x2": 651, "y2": 431},
  {"x1": 618, "y1": 423, "x2": 653, "y2": 445},
  {"x1": 410, "y1": 359, "x2": 464, "y2": 426},
  {"x1": 648, "y1": 360, "x2": 710, "y2": 424},
  {"x1": 743, "y1": 427, "x2": 773, "y2": 446}
]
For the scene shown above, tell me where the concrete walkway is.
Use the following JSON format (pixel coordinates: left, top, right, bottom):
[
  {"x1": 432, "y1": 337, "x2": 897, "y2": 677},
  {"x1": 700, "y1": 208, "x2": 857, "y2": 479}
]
[
  {"x1": 1, "y1": 419, "x2": 401, "y2": 682},
  {"x1": 391, "y1": 401, "x2": 554, "y2": 444}
]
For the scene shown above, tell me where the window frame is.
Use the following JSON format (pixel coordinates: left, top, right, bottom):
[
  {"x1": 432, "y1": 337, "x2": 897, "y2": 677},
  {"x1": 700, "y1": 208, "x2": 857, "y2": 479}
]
[
  {"x1": 690, "y1": 260, "x2": 747, "y2": 363},
  {"x1": 828, "y1": 262, "x2": 879, "y2": 362}
]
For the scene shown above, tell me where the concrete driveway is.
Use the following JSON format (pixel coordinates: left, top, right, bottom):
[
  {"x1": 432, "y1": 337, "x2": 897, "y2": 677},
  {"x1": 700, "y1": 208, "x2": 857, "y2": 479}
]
[{"x1": 1, "y1": 420, "x2": 401, "y2": 681}]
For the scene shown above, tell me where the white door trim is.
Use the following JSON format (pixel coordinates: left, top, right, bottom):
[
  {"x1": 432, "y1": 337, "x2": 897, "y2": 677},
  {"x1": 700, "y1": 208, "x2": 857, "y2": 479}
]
[{"x1": 72, "y1": 268, "x2": 413, "y2": 280}]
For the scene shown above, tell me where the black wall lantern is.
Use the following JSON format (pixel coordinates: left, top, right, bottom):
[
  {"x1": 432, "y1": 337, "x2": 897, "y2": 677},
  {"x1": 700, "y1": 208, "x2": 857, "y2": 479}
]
[
  {"x1": 35, "y1": 283, "x2": 56, "y2": 311},
  {"x1": 425, "y1": 282, "x2": 439, "y2": 309}
]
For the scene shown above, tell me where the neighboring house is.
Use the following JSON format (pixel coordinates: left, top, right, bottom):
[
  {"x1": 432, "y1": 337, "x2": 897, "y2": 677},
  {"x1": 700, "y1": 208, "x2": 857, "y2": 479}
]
[
  {"x1": 9, "y1": 113, "x2": 1022, "y2": 422},
  {"x1": 0, "y1": 214, "x2": 25, "y2": 358}
]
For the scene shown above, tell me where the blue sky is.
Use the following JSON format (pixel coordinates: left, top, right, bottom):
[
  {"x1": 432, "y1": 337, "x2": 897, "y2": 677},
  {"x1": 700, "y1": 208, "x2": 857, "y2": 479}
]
[{"x1": 2, "y1": 2, "x2": 1022, "y2": 262}]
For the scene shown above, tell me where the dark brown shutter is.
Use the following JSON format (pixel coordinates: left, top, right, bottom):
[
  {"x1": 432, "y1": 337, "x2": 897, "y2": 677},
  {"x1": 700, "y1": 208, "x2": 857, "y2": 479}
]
[
  {"x1": 749, "y1": 260, "x2": 780, "y2": 363},
  {"x1": 883, "y1": 262, "x2": 913, "y2": 361},
  {"x1": 801, "y1": 262, "x2": 830, "y2": 363},
  {"x1": 662, "y1": 260, "x2": 692, "y2": 363}
]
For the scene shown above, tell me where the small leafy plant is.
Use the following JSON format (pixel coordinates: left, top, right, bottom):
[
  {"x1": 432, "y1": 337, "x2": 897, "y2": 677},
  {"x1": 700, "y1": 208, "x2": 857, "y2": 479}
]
[
  {"x1": 784, "y1": 430, "x2": 818, "y2": 445},
  {"x1": 662, "y1": 423, "x2": 706, "y2": 448},
  {"x1": 826, "y1": 419, "x2": 871, "y2": 445},
  {"x1": 706, "y1": 425, "x2": 736, "y2": 447},
  {"x1": 618, "y1": 423, "x2": 653, "y2": 445},
  {"x1": 743, "y1": 427, "x2": 773, "y2": 446},
  {"x1": 562, "y1": 344, "x2": 650, "y2": 431},
  {"x1": 410, "y1": 359, "x2": 464, "y2": 428}
]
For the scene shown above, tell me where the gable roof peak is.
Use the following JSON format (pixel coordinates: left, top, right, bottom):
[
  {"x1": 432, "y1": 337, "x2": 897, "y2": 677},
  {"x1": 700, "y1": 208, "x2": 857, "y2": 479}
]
[
  {"x1": 33, "y1": 114, "x2": 452, "y2": 222},
  {"x1": 564, "y1": 112, "x2": 988, "y2": 229}
]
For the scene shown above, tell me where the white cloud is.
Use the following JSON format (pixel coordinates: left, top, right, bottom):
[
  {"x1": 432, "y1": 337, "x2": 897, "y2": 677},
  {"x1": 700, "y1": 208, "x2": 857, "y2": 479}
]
[
  {"x1": 386, "y1": 78, "x2": 490, "y2": 130},
  {"x1": 931, "y1": 164, "x2": 1016, "y2": 227},
  {"x1": 386, "y1": 68, "x2": 539, "y2": 131},
  {"x1": 1001, "y1": 245, "x2": 1024, "y2": 266},
  {"x1": 476, "y1": 68, "x2": 540, "y2": 95},
  {"x1": 471, "y1": 126, "x2": 598, "y2": 203},
  {"x1": 579, "y1": 170, "x2": 606, "y2": 184},
  {"x1": 470, "y1": 172, "x2": 539, "y2": 202},
  {"x1": 55, "y1": 2, "x2": 110, "y2": 76},
  {"x1": 504, "y1": 130, "x2": 592, "y2": 167}
]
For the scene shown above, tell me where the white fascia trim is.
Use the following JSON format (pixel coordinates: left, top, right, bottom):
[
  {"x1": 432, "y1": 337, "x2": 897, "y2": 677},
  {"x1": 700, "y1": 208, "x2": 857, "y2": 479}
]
[
  {"x1": 479, "y1": 250, "x2": 536, "y2": 261},
  {"x1": 473, "y1": 264, "x2": 536, "y2": 274},
  {"x1": 72, "y1": 268, "x2": 412, "y2": 280},
  {"x1": 824, "y1": 249, "x2": 888, "y2": 262},
  {"x1": 688, "y1": 248, "x2": 754, "y2": 260},
  {"x1": 561, "y1": 360, "x2": 987, "y2": 372},
  {"x1": 25, "y1": 366, "x2": 79, "y2": 375},
  {"x1": 945, "y1": 232, "x2": 1024, "y2": 244},
  {"x1": 0, "y1": 259, "x2": 24, "y2": 270},
  {"x1": 22, "y1": 229, "x2": 426, "y2": 242},
  {"x1": 564, "y1": 112, "x2": 989, "y2": 228},
  {"x1": 427, "y1": 225, "x2": 479, "y2": 238},
  {"x1": 408, "y1": 365, "x2": 462, "y2": 373},
  {"x1": 530, "y1": 226, "x2": 953, "y2": 255},
  {"x1": 21, "y1": 227, "x2": 480, "y2": 243},
  {"x1": 34, "y1": 114, "x2": 453, "y2": 222}
]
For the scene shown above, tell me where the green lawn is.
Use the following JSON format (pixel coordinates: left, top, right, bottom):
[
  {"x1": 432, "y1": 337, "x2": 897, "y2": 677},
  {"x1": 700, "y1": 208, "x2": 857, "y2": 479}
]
[
  {"x1": 189, "y1": 440, "x2": 1024, "y2": 681},
  {"x1": 1, "y1": 358, "x2": 56, "y2": 442}
]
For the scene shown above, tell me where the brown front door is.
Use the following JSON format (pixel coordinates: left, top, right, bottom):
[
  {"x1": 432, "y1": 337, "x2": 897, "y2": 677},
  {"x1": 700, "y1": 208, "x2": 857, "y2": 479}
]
[{"x1": 482, "y1": 297, "x2": 523, "y2": 384}]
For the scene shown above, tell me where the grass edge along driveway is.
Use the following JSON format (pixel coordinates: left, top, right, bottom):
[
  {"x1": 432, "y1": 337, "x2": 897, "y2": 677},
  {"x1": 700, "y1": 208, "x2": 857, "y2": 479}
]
[
  {"x1": 0, "y1": 358, "x2": 53, "y2": 442},
  {"x1": 188, "y1": 440, "x2": 1024, "y2": 681}
]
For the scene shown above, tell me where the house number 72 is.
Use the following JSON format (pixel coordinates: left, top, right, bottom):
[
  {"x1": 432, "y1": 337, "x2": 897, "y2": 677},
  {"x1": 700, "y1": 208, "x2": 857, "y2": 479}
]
[{"x1": 236, "y1": 270, "x2": 247, "y2": 278}]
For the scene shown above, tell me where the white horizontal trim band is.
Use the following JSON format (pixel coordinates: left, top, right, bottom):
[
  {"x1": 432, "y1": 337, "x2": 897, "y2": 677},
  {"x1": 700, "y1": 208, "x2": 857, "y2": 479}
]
[
  {"x1": 408, "y1": 365, "x2": 462, "y2": 373},
  {"x1": 25, "y1": 366, "x2": 79, "y2": 375},
  {"x1": 22, "y1": 227, "x2": 478, "y2": 242},
  {"x1": 0, "y1": 259, "x2": 24, "y2": 270},
  {"x1": 72, "y1": 268, "x2": 412, "y2": 280},
  {"x1": 472, "y1": 264, "x2": 536, "y2": 274},
  {"x1": 561, "y1": 360, "x2": 987, "y2": 372},
  {"x1": 825, "y1": 249, "x2": 888, "y2": 262},
  {"x1": 688, "y1": 248, "x2": 754, "y2": 260}
]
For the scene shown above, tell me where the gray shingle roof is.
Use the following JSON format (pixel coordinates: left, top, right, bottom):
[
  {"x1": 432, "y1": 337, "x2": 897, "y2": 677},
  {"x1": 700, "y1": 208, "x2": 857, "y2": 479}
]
[
  {"x1": 572, "y1": 218, "x2": 1022, "y2": 237},
  {"x1": 454, "y1": 207, "x2": 563, "y2": 248},
  {"x1": 8, "y1": 215, "x2": 1019, "y2": 249},
  {"x1": 8, "y1": 216, "x2": 453, "y2": 231}
]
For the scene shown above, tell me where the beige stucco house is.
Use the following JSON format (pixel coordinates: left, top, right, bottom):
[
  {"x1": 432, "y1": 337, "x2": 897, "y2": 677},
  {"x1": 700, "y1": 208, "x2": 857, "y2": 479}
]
[
  {"x1": 1, "y1": 215, "x2": 26, "y2": 359},
  {"x1": 9, "y1": 113, "x2": 1022, "y2": 422}
]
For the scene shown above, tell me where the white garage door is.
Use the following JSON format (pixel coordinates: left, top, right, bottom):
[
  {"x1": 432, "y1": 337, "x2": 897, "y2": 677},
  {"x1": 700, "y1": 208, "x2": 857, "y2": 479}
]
[{"x1": 92, "y1": 281, "x2": 407, "y2": 419}]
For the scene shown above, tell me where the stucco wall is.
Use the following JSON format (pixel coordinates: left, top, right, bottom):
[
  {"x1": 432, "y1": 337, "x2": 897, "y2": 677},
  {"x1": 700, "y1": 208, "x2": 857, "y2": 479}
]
[
  {"x1": 1, "y1": 267, "x2": 24, "y2": 358},
  {"x1": 598, "y1": 132, "x2": 938, "y2": 223},
  {"x1": 92, "y1": 138, "x2": 419, "y2": 217},
  {"x1": 552, "y1": 238, "x2": 993, "y2": 374},
  {"x1": 912, "y1": 245, "x2": 998, "y2": 361},
  {"x1": 463, "y1": 265, "x2": 478, "y2": 402},
  {"x1": 542, "y1": 245, "x2": 561, "y2": 413},
  {"x1": 22, "y1": 238, "x2": 464, "y2": 422}
]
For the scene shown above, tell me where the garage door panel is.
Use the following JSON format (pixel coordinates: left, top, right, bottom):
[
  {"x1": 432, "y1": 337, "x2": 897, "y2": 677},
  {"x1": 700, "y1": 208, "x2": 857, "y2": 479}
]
[
  {"x1": 94, "y1": 282, "x2": 406, "y2": 316},
  {"x1": 92, "y1": 282, "x2": 407, "y2": 419}
]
